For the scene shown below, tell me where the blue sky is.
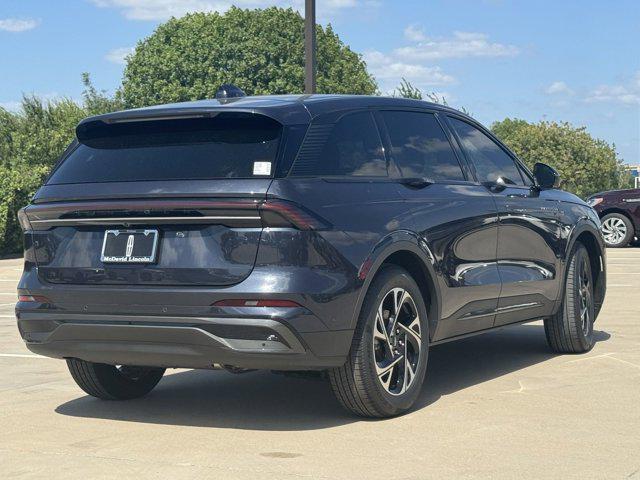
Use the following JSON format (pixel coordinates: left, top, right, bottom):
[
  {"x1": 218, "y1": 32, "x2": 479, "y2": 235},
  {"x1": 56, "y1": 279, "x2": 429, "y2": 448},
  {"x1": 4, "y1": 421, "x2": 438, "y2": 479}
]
[{"x1": 1, "y1": 0, "x2": 639, "y2": 163}]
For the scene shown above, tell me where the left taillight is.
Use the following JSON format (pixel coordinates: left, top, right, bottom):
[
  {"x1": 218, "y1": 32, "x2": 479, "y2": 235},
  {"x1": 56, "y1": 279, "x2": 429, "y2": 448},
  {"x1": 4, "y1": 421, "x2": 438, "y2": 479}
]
[
  {"x1": 18, "y1": 294, "x2": 51, "y2": 303},
  {"x1": 17, "y1": 208, "x2": 32, "y2": 232}
]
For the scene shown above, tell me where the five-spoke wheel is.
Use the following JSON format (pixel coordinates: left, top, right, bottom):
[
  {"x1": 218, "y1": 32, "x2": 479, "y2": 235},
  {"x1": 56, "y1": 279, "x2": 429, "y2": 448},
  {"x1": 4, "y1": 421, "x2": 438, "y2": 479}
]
[
  {"x1": 373, "y1": 288, "x2": 422, "y2": 396},
  {"x1": 329, "y1": 266, "x2": 429, "y2": 417}
]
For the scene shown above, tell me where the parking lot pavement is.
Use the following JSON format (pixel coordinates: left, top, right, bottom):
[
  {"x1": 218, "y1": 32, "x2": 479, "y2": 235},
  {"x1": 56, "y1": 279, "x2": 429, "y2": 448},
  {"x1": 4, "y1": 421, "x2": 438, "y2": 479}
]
[{"x1": 1, "y1": 252, "x2": 639, "y2": 480}]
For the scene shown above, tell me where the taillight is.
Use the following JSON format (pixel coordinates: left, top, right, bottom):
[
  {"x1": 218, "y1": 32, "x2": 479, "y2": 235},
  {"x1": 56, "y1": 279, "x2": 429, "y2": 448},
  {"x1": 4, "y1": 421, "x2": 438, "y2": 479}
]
[
  {"x1": 212, "y1": 299, "x2": 301, "y2": 308},
  {"x1": 18, "y1": 294, "x2": 51, "y2": 303},
  {"x1": 17, "y1": 208, "x2": 32, "y2": 232},
  {"x1": 259, "y1": 199, "x2": 329, "y2": 230}
]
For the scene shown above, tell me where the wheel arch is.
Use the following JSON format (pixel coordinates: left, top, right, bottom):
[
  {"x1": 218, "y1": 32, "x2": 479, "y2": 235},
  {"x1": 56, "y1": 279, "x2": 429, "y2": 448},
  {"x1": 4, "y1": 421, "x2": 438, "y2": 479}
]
[
  {"x1": 563, "y1": 225, "x2": 606, "y2": 318},
  {"x1": 352, "y1": 231, "x2": 441, "y2": 340}
]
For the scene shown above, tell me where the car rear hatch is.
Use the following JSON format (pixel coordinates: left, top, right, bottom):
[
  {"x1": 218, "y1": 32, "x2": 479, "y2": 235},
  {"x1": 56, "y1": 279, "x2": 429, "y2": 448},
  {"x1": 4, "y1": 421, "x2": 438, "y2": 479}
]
[{"x1": 24, "y1": 111, "x2": 295, "y2": 287}]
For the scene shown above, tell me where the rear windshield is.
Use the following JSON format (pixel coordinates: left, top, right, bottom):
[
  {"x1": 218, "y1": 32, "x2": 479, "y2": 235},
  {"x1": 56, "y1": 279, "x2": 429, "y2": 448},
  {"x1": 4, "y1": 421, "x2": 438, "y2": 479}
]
[{"x1": 47, "y1": 113, "x2": 282, "y2": 184}]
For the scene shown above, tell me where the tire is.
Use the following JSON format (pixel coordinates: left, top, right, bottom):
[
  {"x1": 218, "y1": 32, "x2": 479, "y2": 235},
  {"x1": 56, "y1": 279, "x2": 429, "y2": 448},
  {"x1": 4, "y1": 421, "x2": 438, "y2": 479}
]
[
  {"x1": 600, "y1": 213, "x2": 633, "y2": 248},
  {"x1": 66, "y1": 359, "x2": 165, "y2": 400},
  {"x1": 329, "y1": 266, "x2": 429, "y2": 418},
  {"x1": 544, "y1": 243, "x2": 595, "y2": 353}
]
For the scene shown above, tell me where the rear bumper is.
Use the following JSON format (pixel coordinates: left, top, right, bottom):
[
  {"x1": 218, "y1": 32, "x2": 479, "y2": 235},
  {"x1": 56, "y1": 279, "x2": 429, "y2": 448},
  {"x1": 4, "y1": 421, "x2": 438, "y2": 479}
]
[{"x1": 18, "y1": 312, "x2": 351, "y2": 370}]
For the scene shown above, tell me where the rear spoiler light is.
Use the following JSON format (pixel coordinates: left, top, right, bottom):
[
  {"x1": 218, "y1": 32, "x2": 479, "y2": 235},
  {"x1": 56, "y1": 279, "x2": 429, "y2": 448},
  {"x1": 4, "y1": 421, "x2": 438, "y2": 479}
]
[{"x1": 22, "y1": 198, "x2": 330, "y2": 231}]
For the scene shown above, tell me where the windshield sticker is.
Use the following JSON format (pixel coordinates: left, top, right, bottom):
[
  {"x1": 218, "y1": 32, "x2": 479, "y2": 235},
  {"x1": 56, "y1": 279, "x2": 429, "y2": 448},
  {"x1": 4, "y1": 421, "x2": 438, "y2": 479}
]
[{"x1": 253, "y1": 161, "x2": 272, "y2": 176}]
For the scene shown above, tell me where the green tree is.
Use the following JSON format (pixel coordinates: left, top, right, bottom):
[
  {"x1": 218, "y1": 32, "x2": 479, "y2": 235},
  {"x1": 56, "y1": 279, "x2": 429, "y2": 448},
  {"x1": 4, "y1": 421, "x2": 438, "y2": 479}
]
[
  {"x1": 492, "y1": 118, "x2": 632, "y2": 198},
  {"x1": 0, "y1": 96, "x2": 89, "y2": 254},
  {"x1": 81, "y1": 73, "x2": 125, "y2": 116},
  {"x1": 393, "y1": 78, "x2": 423, "y2": 99},
  {"x1": 121, "y1": 7, "x2": 377, "y2": 108},
  {"x1": 392, "y1": 78, "x2": 472, "y2": 116}
]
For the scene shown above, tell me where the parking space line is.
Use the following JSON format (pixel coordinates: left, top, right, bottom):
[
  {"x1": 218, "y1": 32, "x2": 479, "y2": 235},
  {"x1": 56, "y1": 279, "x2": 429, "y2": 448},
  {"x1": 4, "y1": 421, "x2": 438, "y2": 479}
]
[
  {"x1": 0, "y1": 303, "x2": 16, "y2": 307},
  {"x1": 0, "y1": 353, "x2": 47, "y2": 359}
]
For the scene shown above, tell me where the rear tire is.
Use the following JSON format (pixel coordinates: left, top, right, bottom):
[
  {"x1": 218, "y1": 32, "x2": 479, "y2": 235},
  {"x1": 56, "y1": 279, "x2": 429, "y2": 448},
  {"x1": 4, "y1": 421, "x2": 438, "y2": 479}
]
[
  {"x1": 600, "y1": 213, "x2": 633, "y2": 248},
  {"x1": 544, "y1": 243, "x2": 595, "y2": 353},
  {"x1": 329, "y1": 266, "x2": 429, "y2": 418},
  {"x1": 67, "y1": 359, "x2": 165, "y2": 400}
]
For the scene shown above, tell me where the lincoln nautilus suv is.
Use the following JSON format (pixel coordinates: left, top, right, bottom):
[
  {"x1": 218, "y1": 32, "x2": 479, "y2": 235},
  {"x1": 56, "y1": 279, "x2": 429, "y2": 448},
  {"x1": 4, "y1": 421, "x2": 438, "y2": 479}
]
[{"x1": 16, "y1": 94, "x2": 606, "y2": 417}]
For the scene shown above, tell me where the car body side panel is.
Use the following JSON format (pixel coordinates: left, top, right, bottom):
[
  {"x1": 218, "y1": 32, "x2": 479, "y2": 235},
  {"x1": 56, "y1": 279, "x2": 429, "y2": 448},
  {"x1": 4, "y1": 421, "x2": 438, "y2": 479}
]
[
  {"x1": 492, "y1": 186, "x2": 563, "y2": 326},
  {"x1": 396, "y1": 183, "x2": 501, "y2": 341},
  {"x1": 265, "y1": 177, "x2": 410, "y2": 332}
]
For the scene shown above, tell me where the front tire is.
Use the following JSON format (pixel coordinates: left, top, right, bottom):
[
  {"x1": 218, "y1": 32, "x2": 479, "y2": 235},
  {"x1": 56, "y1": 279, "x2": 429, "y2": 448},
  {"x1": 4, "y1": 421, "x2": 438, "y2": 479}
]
[
  {"x1": 544, "y1": 243, "x2": 595, "y2": 353},
  {"x1": 329, "y1": 266, "x2": 429, "y2": 418},
  {"x1": 601, "y1": 213, "x2": 633, "y2": 247},
  {"x1": 67, "y1": 359, "x2": 165, "y2": 400}
]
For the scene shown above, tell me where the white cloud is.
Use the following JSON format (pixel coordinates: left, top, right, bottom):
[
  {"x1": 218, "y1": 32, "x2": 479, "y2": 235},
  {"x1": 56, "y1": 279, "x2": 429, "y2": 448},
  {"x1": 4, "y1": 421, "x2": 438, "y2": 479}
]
[
  {"x1": 90, "y1": 0, "x2": 361, "y2": 21},
  {"x1": 404, "y1": 24, "x2": 426, "y2": 42},
  {"x1": 0, "y1": 18, "x2": 40, "y2": 32},
  {"x1": 545, "y1": 81, "x2": 574, "y2": 96},
  {"x1": 105, "y1": 46, "x2": 135, "y2": 64},
  {"x1": 395, "y1": 30, "x2": 519, "y2": 61},
  {"x1": 364, "y1": 50, "x2": 456, "y2": 91},
  {"x1": 585, "y1": 72, "x2": 640, "y2": 105}
]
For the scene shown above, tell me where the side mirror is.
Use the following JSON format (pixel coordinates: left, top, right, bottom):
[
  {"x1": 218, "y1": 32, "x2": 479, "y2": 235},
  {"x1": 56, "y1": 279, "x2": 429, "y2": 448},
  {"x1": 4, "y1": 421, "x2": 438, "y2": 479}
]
[{"x1": 533, "y1": 162, "x2": 560, "y2": 189}]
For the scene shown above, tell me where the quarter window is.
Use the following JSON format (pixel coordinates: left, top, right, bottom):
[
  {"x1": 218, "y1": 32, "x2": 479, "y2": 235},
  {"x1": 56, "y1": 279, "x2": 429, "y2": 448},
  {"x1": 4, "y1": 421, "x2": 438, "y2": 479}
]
[
  {"x1": 381, "y1": 111, "x2": 465, "y2": 181},
  {"x1": 290, "y1": 111, "x2": 387, "y2": 177},
  {"x1": 449, "y1": 117, "x2": 524, "y2": 185}
]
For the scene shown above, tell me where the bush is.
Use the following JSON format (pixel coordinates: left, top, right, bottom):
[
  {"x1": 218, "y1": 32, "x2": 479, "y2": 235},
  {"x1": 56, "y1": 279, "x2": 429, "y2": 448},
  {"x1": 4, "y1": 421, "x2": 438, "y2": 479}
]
[
  {"x1": 121, "y1": 7, "x2": 377, "y2": 107},
  {"x1": 0, "y1": 164, "x2": 50, "y2": 255},
  {"x1": 492, "y1": 118, "x2": 631, "y2": 198},
  {"x1": 0, "y1": 94, "x2": 104, "y2": 255}
]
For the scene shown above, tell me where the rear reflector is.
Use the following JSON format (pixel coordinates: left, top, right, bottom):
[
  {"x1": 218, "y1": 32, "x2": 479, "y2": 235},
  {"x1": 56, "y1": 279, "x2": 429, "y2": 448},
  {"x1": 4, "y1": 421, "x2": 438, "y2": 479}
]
[
  {"x1": 18, "y1": 295, "x2": 51, "y2": 303},
  {"x1": 212, "y1": 299, "x2": 301, "y2": 308}
]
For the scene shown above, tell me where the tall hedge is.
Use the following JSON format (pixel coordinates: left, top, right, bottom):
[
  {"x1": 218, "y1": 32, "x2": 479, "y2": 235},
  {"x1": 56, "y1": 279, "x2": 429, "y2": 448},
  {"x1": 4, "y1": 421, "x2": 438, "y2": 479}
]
[
  {"x1": 492, "y1": 118, "x2": 631, "y2": 198},
  {"x1": 0, "y1": 78, "x2": 123, "y2": 256},
  {"x1": 121, "y1": 7, "x2": 377, "y2": 107}
]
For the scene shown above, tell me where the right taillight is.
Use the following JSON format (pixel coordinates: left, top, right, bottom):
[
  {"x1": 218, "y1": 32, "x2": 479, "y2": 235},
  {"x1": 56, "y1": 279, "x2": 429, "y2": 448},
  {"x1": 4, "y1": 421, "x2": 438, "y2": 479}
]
[{"x1": 259, "y1": 199, "x2": 330, "y2": 230}]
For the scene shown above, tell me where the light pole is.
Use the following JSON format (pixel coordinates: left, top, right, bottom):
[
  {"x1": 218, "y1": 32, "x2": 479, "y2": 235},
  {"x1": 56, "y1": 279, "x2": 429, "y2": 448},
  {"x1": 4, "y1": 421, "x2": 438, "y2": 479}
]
[{"x1": 305, "y1": 0, "x2": 316, "y2": 94}]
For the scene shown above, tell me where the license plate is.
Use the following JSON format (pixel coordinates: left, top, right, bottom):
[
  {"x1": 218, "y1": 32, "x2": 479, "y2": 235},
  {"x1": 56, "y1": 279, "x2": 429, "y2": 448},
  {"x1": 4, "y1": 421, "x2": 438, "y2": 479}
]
[{"x1": 100, "y1": 229, "x2": 159, "y2": 264}]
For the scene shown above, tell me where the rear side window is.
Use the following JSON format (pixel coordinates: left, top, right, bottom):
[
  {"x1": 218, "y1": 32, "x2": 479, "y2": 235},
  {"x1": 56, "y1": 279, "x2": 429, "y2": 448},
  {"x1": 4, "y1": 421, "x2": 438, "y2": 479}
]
[
  {"x1": 449, "y1": 117, "x2": 524, "y2": 185},
  {"x1": 290, "y1": 111, "x2": 387, "y2": 177},
  {"x1": 47, "y1": 113, "x2": 282, "y2": 184},
  {"x1": 381, "y1": 111, "x2": 465, "y2": 181}
]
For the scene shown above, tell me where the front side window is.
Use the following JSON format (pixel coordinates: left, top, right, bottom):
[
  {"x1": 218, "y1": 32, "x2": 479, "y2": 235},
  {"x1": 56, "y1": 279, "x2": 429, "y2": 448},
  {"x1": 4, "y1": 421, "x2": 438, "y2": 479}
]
[
  {"x1": 449, "y1": 117, "x2": 524, "y2": 185},
  {"x1": 381, "y1": 111, "x2": 465, "y2": 181},
  {"x1": 290, "y1": 111, "x2": 387, "y2": 177}
]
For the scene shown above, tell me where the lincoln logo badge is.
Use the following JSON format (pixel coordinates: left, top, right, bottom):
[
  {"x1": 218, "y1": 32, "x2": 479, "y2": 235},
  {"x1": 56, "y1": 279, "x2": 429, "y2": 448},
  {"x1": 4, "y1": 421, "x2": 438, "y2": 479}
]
[{"x1": 125, "y1": 234, "x2": 135, "y2": 257}]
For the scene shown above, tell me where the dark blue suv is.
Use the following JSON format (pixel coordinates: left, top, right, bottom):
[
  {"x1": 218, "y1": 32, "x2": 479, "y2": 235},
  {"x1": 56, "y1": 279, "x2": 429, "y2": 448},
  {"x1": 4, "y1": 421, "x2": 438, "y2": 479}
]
[{"x1": 16, "y1": 95, "x2": 606, "y2": 417}]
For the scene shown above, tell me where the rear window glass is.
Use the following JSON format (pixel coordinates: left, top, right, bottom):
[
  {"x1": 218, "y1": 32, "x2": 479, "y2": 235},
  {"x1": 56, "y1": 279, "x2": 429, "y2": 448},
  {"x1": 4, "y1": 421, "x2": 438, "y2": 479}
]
[
  {"x1": 47, "y1": 113, "x2": 282, "y2": 184},
  {"x1": 290, "y1": 111, "x2": 387, "y2": 177}
]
